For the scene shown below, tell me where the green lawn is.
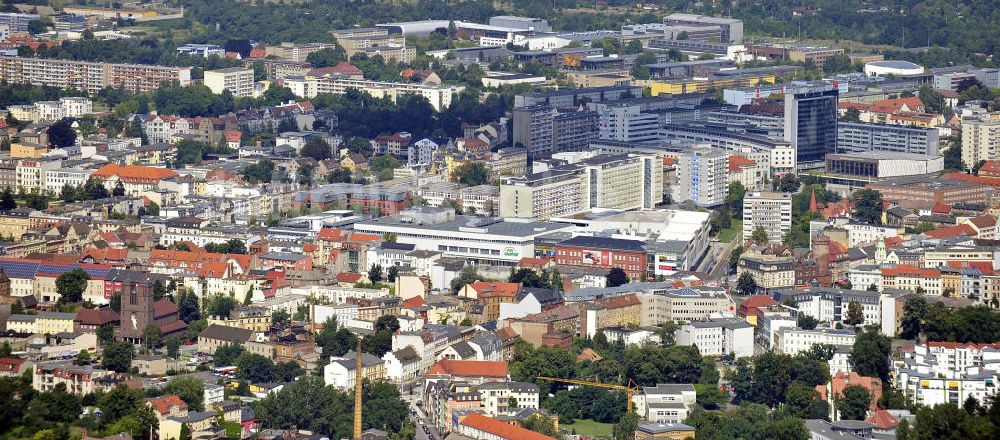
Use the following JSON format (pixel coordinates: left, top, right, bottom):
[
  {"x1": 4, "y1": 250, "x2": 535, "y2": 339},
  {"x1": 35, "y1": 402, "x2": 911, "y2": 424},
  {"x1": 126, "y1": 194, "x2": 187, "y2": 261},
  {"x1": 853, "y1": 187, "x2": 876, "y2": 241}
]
[
  {"x1": 561, "y1": 419, "x2": 614, "y2": 439},
  {"x1": 717, "y1": 219, "x2": 743, "y2": 243}
]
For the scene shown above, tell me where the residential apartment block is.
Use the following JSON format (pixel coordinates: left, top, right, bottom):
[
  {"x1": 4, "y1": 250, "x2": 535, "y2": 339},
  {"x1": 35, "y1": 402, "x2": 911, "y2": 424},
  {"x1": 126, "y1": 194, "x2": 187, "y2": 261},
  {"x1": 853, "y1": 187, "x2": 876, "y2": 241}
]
[
  {"x1": 893, "y1": 342, "x2": 1000, "y2": 407},
  {"x1": 204, "y1": 67, "x2": 254, "y2": 98},
  {"x1": 742, "y1": 191, "x2": 792, "y2": 244},
  {"x1": 500, "y1": 154, "x2": 662, "y2": 220},
  {"x1": 284, "y1": 74, "x2": 462, "y2": 111},
  {"x1": 675, "y1": 318, "x2": 753, "y2": 358},
  {"x1": 962, "y1": 114, "x2": 1000, "y2": 166},
  {"x1": 0, "y1": 56, "x2": 191, "y2": 93}
]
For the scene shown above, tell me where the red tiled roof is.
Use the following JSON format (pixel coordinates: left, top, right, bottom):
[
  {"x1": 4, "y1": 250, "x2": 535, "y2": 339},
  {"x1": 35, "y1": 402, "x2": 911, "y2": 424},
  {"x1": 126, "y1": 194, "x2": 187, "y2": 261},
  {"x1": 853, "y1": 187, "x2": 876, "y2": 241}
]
[
  {"x1": 336, "y1": 272, "x2": 363, "y2": 283},
  {"x1": 924, "y1": 224, "x2": 976, "y2": 239},
  {"x1": 739, "y1": 295, "x2": 778, "y2": 310},
  {"x1": 838, "y1": 101, "x2": 872, "y2": 111},
  {"x1": 883, "y1": 236, "x2": 904, "y2": 249},
  {"x1": 518, "y1": 257, "x2": 551, "y2": 269},
  {"x1": 866, "y1": 409, "x2": 900, "y2": 430},
  {"x1": 967, "y1": 215, "x2": 997, "y2": 229},
  {"x1": 977, "y1": 160, "x2": 1000, "y2": 175},
  {"x1": 153, "y1": 299, "x2": 179, "y2": 319},
  {"x1": 75, "y1": 308, "x2": 119, "y2": 326},
  {"x1": 92, "y1": 164, "x2": 178, "y2": 182},
  {"x1": 880, "y1": 265, "x2": 940, "y2": 278},
  {"x1": 944, "y1": 172, "x2": 1000, "y2": 188},
  {"x1": 307, "y1": 62, "x2": 363, "y2": 77},
  {"x1": 402, "y1": 295, "x2": 426, "y2": 309},
  {"x1": 147, "y1": 395, "x2": 188, "y2": 415},
  {"x1": 931, "y1": 202, "x2": 952, "y2": 214},
  {"x1": 460, "y1": 413, "x2": 555, "y2": 440},
  {"x1": 591, "y1": 293, "x2": 641, "y2": 309},
  {"x1": 317, "y1": 228, "x2": 344, "y2": 242},
  {"x1": 662, "y1": 157, "x2": 675, "y2": 166},
  {"x1": 224, "y1": 130, "x2": 242, "y2": 142},
  {"x1": 727, "y1": 154, "x2": 755, "y2": 173},
  {"x1": 426, "y1": 360, "x2": 509, "y2": 378},
  {"x1": 469, "y1": 281, "x2": 520, "y2": 298},
  {"x1": 871, "y1": 96, "x2": 924, "y2": 114}
]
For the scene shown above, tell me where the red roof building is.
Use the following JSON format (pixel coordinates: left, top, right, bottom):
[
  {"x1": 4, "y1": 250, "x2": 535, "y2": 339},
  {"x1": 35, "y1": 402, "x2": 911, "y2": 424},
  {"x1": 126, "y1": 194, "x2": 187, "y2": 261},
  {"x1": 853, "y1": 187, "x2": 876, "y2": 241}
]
[
  {"x1": 458, "y1": 413, "x2": 555, "y2": 440},
  {"x1": 977, "y1": 160, "x2": 1000, "y2": 177},
  {"x1": 426, "y1": 359, "x2": 509, "y2": 382}
]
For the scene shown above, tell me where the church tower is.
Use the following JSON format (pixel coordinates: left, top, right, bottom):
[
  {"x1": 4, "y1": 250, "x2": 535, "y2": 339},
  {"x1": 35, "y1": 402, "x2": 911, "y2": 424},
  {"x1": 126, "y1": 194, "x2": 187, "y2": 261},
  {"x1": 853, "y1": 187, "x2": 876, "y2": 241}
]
[{"x1": 117, "y1": 280, "x2": 154, "y2": 343}]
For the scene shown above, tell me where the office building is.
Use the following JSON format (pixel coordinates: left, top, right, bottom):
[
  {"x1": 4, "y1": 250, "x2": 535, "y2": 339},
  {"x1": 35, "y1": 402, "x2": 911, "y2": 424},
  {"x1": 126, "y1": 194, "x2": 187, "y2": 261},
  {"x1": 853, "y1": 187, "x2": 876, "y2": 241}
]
[
  {"x1": 867, "y1": 174, "x2": 993, "y2": 207},
  {"x1": 784, "y1": 85, "x2": 838, "y2": 169},
  {"x1": 284, "y1": 74, "x2": 462, "y2": 111},
  {"x1": 0, "y1": 56, "x2": 191, "y2": 94},
  {"x1": 823, "y1": 152, "x2": 944, "y2": 185},
  {"x1": 514, "y1": 85, "x2": 641, "y2": 109},
  {"x1": 595, "y1": 104, "x2": 662, "y2": 143},
  {"x1": 675, "y1": 318, "x2": 753, "y2": 358},
  {"x1": 489, "y1": 16, "x2": 551, "y2": 32},
  {"x1": 203, "y1": 67, "x2": 254, "y2": 97},
  {"x1": 175, "y1": 44, "x2": 225, "y2": 58},
  {"x1": 671, "y1": 146, "x2": 728, "y2": 207},
  {"x1": 775, "y1": 328, "x2": 857, "y2": 355},
  {"x1": 552, "y1": 111, "x2": 598, "y2": 154},
  {"x1": 0, "y1": 12, "x2": 39, "y2": 32},
  {"x1": 962, "y1": 114, "x2": 1000, "y2": 167},
  {"x1": 971, "y1": 68, "x2": 1000, "y2": 88},
  {"x1": 663, "y1": 13, "x2": 744, "y2": 43},
  {"x1": 512, "y1": 106, "x2": 598, "y2": 158},
  {"x1": 499, "y1": 154, "x2": 663, "y2": 220},
  {"x1": 837, "y1": 122, "x2": 940, "y2": 156},
  {"x1": 265, "y1": 42, "x2": 339, "y2": 63},
  {"x1": 637, "y1": 287, "x2": 734, "y2": 326},
  {"x1": 353, "y1": 207, "x2": 573, "y2": 267},
  {"x1": 893, "y1": 342, "x2": 1000, "y2": 407},
  {"x1": 772, "y1": 287, "x2": 881, "y2": 327},
  {"x1": 742, "y1": 191, "x2": 792, "y2": 244}
]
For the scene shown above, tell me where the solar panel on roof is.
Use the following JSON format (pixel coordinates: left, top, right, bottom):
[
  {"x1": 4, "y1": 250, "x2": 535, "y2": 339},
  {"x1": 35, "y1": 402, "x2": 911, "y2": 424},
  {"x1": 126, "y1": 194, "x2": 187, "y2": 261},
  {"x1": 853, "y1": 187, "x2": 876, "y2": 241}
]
[{"x1": 0, "y1": 261, "x2": 40, "y2": 277}]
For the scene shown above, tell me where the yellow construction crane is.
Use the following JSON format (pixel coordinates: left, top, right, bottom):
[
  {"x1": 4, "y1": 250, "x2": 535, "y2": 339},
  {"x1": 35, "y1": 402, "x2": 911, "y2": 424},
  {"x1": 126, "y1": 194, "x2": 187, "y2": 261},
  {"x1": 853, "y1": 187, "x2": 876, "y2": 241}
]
[{"x1": 535, "y1": 376, "x2": 639, "y2": 413}]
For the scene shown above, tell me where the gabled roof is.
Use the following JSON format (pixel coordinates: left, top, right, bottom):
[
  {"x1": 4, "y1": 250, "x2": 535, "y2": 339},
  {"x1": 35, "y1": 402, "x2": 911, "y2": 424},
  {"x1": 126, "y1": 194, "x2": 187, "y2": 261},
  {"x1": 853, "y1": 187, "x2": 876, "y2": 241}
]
[
  {"x1": 199, "y1": 324, "x2": 253, "y2": 342},
  {"x1": 470, "y1": 281, "x2": 521, "y2": 298},
  {"x1": 146, "y1": 395, "x2": 188, "y2": 416},
  {"x1": 967, "y1": 215, "x2": 997, "y2": 229},
  {"x1": 728, "y1": 154, "x2": 755, "y2": 172},
  {"x1": 460, "y1": 413, "x2": 555, "y2": 440},
  {"x1": 92, "y1": 164, "x2": 178, "y2": 182},
  {"x1": 75, "y1": 308, "x2": 120, "y2": 326},
  {"x1": 426, "y1": 359, "x2": 508, "y2": 378}
]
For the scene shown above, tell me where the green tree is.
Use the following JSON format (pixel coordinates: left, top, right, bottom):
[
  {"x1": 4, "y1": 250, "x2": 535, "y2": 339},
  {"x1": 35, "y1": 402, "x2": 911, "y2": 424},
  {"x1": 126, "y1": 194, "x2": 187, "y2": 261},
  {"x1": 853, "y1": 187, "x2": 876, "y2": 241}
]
[
  {"x1": 75, "y1": 349, "x2": 92, "y2": 365},
  {"x1": 851, "y1": 328, "x2": 892, "y2": 382},
  {"x1": 737, "y1": 272, "x2": 758, "y2": 295},
  {"x1": 0, "y1": 188, "x2": 15, "y2": 210},
  {"x1": 612, "y1": 411, "x2": 639, "y2": 440},
  {"x1": 97, "y1": 322, "x2": 116, "y2": 344},
  {"x1": 206, "y1": 295, "x2": 238, "y2": 318},
  {"x1": 177, "y1": 288, "x2": 201, "y2": 323},
  {"x1": 368, "y1": 264, "x2": 383, "y2": 283},
  {"x1": 56, "y1": 268, "x2": 90, "y2": 304},
  {"x1": 166, "y1": 336, "x2": 182, "y2": 359},
  {"x1": 102, "y1": 341, "x2": 133, "y2": 372},
  {"x1": 214, "y1": 343, "x2": 245, "y2": 367},
  {"x1": 751, "y1": 225, "x2": 770, "y2": 244},
  {"x1": 300, "y1": 137, "x2": 333, "y2": 160},
  {"x1": 370, "y1": 155, "x2": 402, "y2": 182},
  {"x1": 841, "y1": 107, "x2": 861, "y2": 121},
  {"x1": 164, "y1": 376, "x2": 205, "y2": 411},
  {"x1": 797, "y1": 314, "x2": 819, "y2": 330},
  {"x1": 838, "y1": 385, "x2": 872, "y2": 420},
  {"x1": 46, "y1": 119, "x2": 76, "y2": 149},
  {"x1": 272, "y1": 310, "x2": 291, "y2": 325},
  {"x1": 845, "y1": 300, "x2": 865, "y2": 326},
  {"x1": 785, "y1": 383, "x2": 830, "y2": 420},
  {"x1": 143, "y1": 324, "x2": 162, "y2": 348},
  {"x1": 606, "y1": 267, "x2": 629, "y2": 287},
  {"x1": 449, "y1": 265, "x2": 480, "y2": 293},
  {"x1": 386, "y1": 266, "x2": 399, "y2": 282},
  {"x1": 242, "y1": 159, "x2": 275, "y2": 183},
  {"x1": 852, "y1": 189, "x2": 884, "y2": 225},
  {"x1": 453, "y1": 161, "x2": 491, "y2": 186}
]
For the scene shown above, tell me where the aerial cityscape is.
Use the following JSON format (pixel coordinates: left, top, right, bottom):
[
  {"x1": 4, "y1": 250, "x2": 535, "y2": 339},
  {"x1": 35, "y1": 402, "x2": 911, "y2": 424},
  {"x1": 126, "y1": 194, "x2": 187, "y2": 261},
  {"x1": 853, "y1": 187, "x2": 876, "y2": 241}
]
[{"x1": 1, "y1": 1, "x2": 1000, "y2": 439}]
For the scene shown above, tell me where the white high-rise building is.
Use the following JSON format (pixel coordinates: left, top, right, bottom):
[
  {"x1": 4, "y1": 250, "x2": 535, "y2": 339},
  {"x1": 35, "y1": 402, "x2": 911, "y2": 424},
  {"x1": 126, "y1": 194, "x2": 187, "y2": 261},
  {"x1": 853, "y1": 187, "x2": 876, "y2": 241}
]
[
  {"x1": 671, "y1": 146, "x2": 728, "y2": 207},
  {"x1": 742, "y1": 191, "x2": 792, "y2": 244}
]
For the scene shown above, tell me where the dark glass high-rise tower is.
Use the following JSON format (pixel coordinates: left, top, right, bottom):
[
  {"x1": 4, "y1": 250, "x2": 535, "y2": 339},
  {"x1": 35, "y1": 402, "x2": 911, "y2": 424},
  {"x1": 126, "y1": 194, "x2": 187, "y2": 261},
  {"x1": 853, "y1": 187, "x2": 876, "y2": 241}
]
[{"x1": 784, "y1": 85, "x2": 839, "y2": 170}]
